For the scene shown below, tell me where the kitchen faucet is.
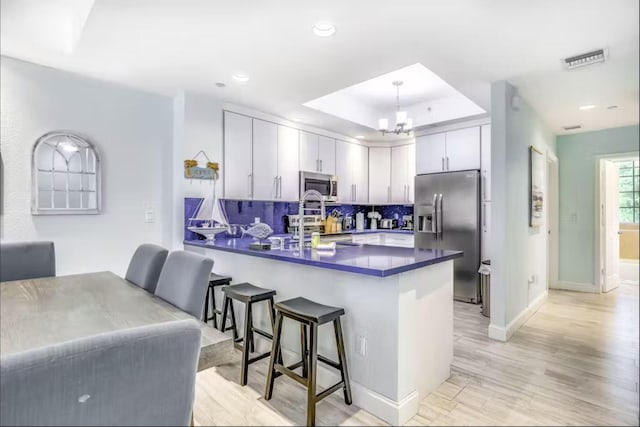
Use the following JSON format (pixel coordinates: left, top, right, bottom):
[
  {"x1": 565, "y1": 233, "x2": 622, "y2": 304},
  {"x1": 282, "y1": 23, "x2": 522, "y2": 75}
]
[{"x1": 298, "y1": 190, "x2": 326, "y2": 247}]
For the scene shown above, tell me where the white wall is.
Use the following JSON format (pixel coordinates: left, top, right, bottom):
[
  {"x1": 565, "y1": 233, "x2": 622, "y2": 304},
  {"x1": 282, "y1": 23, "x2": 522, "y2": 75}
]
[
  {"x1": 489, "y1": 80, "x2": 556, "y2": 341},
  {"x1": 0, "y1": 56, "x2": 173, "y2": 276}
]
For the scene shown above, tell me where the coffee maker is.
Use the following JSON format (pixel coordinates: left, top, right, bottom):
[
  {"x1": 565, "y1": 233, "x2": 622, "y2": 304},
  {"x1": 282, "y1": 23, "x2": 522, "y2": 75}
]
[{"x1": 402, "y1": 215, "x2": 413, "y2": 230}]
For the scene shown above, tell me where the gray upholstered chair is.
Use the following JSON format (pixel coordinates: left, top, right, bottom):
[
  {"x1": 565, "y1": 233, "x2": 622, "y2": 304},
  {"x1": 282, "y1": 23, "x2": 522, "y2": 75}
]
[
  {"x1": 155, "y1": 251, "x2": 214, "y2": 318},
  {"x1": 0, "y1": 319, "x2": 202, "y2": 426},
  {"x1": 0, "y1": 241, "x2": 55, "y2": 282},
  {"x1": 124, "y1": 243, "x2": 169, "y2": 293}
]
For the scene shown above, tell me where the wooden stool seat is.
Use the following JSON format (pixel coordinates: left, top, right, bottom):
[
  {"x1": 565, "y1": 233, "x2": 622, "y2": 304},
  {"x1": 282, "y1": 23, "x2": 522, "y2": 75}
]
[{"x1": 265, "y1": 297, "x2": 352, "y2": 427}]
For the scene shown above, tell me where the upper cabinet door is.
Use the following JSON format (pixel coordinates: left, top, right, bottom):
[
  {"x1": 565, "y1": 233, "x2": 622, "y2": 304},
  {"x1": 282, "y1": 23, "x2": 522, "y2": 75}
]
[
  {"x1": 391, "y1": 145, "x2": 408, "y2": 204},
  {"x1": 416, "y1": 133, "x2": 446, "y2": 174},
  {"x1": 480, "y1": 124, "x2": 491, "y2": 201},
  {"x1": 369, "y1": 147, "x2": 391, "y2": 204},
  {"x1": 352, "y1": 143, "x2": 369, "y2": 203},
  {"x1": 335, "y1": 140, "x2": 353, "y2": 203},
  {"x1": 406, "y1": 143, "x2": 416, "y2": 203},
  {"x1": 445, "y1": 127, "x2": 480, "y2": 171},
  {"x1": 299, "y1": 131, "x2": 319, "y2": 172},
  {"x1": 277, "y1": 125, "x2": 299, "y2": 201},
  {"x1": 252, "y1": 119, "x2": 279, "y2": 200},
  {"x1": 224, "y1": 112, "x2": 253, "y2": 199},
  {"x1": 318, "y1": 135, "x2": 336, "y2": 175}
]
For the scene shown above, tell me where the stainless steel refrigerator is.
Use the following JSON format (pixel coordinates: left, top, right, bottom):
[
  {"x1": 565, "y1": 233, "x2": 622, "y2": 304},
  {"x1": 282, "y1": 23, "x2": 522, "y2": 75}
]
[{"x1": 414, "y1": 170, "x2": 481, "y2": 303}]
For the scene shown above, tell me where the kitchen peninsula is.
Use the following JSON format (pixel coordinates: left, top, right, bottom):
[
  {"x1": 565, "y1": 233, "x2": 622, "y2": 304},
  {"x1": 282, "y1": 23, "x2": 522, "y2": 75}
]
[{"x1": 185, "y1": 236, "x2": 462, "y2": 425}]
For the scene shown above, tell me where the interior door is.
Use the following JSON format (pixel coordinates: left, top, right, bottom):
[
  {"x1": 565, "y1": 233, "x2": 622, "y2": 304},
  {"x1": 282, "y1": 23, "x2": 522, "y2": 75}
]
[
  {"x1": 223, "y1": 112, "x2": 253, "y2": 199},
  {"x1": 318, "y1": 136, "x2": 336, "y2": 175},
  {"x1": 299, "y1": 131, "x2": 318, "y2": 172},
  {"x1": 252, "y1": 119, "x2": 278, "y2": 200},
  {"x1": 602, "y1": 160, "x2": 621, "y2": 292},
  {"x1": 416, "y1": 133, "x2": 446, "y2": 174}
]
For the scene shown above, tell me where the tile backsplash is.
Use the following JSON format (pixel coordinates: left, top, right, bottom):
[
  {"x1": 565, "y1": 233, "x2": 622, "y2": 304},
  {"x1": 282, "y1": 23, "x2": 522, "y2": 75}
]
[{"x1": 185, "y1": 198, "x2": 413, "y2": 240}]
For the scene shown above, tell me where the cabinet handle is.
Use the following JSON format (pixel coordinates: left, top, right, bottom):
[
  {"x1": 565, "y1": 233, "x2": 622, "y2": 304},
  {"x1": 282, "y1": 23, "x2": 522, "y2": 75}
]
[
  {"x1": 482, "y1": 171, "x2": 486, "y2": 200},
  {"x1": 273, "y1": 176, "x2": 278, "y2": 198},
  {"x1": 317, "y1": 159, "x2": 320, "y2": 172},
  {"x1": 248, "y1": 173, "x2": 253, "y2": 197},
  {"x1": 320, "y1": 159, "x2": 323, "y2": 172},
  {"x1": 446, "y1": 157, "x2": 450, "y2": 170},
  {"x1": 482, "y1": 203, "x2": 486, "y2": 230},
  {"x1": 279, "y1": 176, "x2": 282, "y2": 199},
  {"x1": 388, "y1": 186, "x2": 391, "y2": 202},
  {"x1": 354, "y1": 184, "x2": 357, "y2": 201},
  {"x1": 442, "y1": 157, "x2": 445, "y2": 171}
]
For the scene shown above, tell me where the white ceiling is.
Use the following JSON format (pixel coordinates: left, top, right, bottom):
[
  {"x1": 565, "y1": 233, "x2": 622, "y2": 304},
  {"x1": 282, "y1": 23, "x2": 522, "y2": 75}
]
[
  {"x1": 1, "y1": 0, "x2": 638, "y2": 140},
  {"x1": 303, "y1": 63, "x2": 485, "y2": 132}
]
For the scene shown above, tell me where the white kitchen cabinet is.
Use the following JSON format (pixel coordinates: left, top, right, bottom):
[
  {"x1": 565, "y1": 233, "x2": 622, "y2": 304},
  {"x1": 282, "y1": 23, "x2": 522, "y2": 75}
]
[
  {"x1": 335, "y1": 140, "x2": 353, "y2": 203},
  {"x1": 369, "y1": 147, "x2": 391, "y2": 204},
  {"x1": 252, "y1": 119, "x2": 278, "y2": 200},
  {"x1": 382, "y1": 233, "x2": 414, "y2": 248},
  {"x1": 224, "y1": 111, "x2": 253, "y2": 199},
  {"x1": 480, "y1": 124, "x2": 491, "y2": 201},
  {"x1": 352, "y1": 234, "x2": 382, "y2": 245},
  {"x1": 299, "y1": 131, "x2": 319, "y2": 172},
  {"x1": 445, "y1": 127, "x2": 480, "y2": 171},
  {"x1": 299, "y1": 132, "x2": 336, "y2": 175},
  {"x1": 277, "y1": 125, "x2": 299, "y2": 201},
  {"x1": 318, "y1": 135, "x2": 335, "y2": 175},
  {"x1": 352, "y1": 143, "x2": 369, "y2": 204},
  {"x1": 481, "y1": 201, "x2": 491, "y2": 260},
  {"x1": 391, "y1": 143, "x2": 415, "y2": 204},
  {"x1": 416, "y1": 133, "x2": 446, "y2": 174}
]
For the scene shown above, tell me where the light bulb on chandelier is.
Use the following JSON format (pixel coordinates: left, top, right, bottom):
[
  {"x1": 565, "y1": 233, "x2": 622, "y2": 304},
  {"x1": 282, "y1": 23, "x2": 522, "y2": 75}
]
[{"x1": 378, "y1": 80, "x2": 413, "y2": 136}]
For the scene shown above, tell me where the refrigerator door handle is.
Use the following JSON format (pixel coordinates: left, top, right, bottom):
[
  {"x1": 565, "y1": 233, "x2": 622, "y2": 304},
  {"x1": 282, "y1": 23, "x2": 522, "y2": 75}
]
[
  {"x1": 431, "y1": 194, "x2": 438, "y2": 234},
  {"x1": 437, "y1": 194, "x2": 443, "y2": 238}
]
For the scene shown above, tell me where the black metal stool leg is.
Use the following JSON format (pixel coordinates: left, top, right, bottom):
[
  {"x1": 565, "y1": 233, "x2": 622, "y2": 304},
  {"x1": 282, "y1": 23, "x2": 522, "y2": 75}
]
[
  {"x1": 307, "y1": 323, "x2": 318, "y2": 427},
  {"x1": 333, "y1": 317, "x2": 352, "y2": 405},
  {"x1": 240, "y1": 302, "x2": 253, "y2": 386},
  {"x1": 203, "y1": 286, "x2": 210, "y2": 324},
  {"x1": 211, "y1": 285, "x2": 218, "y2": 329},
  {"x1": 228, "y1": 297, "x2": 238, "y2": 339},
  {"x1": 300, "y1": 323, "x2": 308, "y2": 379},
  {"x1": 265, "y1": 312, "x2": 283, "y2": 400},
  {"x1": 267, "y1": 297, "x2": 283, "y2": 364}
]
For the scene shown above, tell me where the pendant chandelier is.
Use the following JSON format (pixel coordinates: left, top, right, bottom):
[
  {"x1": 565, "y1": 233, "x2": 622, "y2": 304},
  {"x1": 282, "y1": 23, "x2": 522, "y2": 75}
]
[{"x1": 378, "y1": 80, "x2": 413, "y2": 136}]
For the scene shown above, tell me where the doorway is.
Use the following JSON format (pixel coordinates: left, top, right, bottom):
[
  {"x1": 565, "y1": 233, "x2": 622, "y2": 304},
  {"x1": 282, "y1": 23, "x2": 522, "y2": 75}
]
[{"x1": 596, "y1": 153, "x2": 640, "y2": 293}]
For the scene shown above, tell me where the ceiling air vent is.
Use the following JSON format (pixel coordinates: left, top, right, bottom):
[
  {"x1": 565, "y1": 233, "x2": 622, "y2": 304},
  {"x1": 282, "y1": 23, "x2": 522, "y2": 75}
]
[
  {"x1": 563, "y1": 125, "x2": 582, "y2": 131},
  {"x1": 563, "y1": 48, "x2": 608, "y2": 70}
]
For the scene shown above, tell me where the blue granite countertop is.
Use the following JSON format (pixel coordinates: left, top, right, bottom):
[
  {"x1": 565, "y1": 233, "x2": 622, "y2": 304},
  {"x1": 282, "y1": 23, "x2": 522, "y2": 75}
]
[{"x1": 184, "y1": 237, "x2": 461, "y2": 278}]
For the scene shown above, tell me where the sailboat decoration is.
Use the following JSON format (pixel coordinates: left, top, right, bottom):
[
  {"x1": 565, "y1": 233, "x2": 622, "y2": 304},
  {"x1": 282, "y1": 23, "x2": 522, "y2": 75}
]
[{"x1": 187, "y1": 162, "x2": 230, "y2": 240}]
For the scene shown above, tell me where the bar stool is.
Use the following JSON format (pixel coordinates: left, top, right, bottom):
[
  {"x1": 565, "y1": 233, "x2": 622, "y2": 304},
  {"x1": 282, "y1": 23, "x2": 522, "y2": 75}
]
[
  {"x1": 202, "y1": 273, "x2": 237, "y2": 337},
  {"x1": 265, "y1": 297, "x2": 352, "y2": 427},
  {"x1": 221, "y1": 282, "x2": 278, "y2": 386}
]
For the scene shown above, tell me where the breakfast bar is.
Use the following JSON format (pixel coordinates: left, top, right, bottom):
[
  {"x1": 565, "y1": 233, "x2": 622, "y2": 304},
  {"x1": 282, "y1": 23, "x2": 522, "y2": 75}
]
[{"x1": 185, "y1": 237, "x2": 462, "y2": 425}]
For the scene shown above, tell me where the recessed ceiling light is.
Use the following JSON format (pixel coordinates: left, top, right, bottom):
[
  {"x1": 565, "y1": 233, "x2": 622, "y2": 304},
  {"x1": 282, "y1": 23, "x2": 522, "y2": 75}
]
[
  {"x1": 215, "y1": 82, "x2": 226, "y2": 88},
  {"x1": 607, "y1": 105, "x2": 619, "y2": 110},
  {"x1": 579, "y1": 104, "x2": 596, "y2": 110},
  {"x1": 355, "y1": 135, "x2": 365, "y2": 139},
  {"x1": 293, "y1": 117, "x2": 303, "y2": 122},
  {"x1": 232, "y1": 73, "x2": 249, "y2": 83},
  {"x1": 313, "y1": 22, "x2": 336, "y2": 37}
]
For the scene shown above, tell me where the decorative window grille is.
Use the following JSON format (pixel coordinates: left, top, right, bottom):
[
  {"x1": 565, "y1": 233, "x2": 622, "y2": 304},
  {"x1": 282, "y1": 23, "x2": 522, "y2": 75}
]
[{"x1": 31, "y1": 131, "x2": 101, "y2": 215}]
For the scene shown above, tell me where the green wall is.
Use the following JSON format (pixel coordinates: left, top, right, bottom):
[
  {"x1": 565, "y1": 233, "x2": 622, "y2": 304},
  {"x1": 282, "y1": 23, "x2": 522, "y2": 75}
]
[{"x1": 557, "y1": 125, "x2": 640, "y2": 285}]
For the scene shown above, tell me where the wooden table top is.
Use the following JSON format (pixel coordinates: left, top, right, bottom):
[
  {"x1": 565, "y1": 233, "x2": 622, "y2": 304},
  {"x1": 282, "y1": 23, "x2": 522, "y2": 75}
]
[{"x1": 0, "y1": 271, "x2": 233, "y2": 371}]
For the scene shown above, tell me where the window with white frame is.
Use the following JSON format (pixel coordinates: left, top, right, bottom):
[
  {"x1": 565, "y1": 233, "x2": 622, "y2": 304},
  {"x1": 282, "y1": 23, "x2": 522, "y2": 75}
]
[
  {"x1": 617, "y1": 159, "x2": 639, "y2": 224},
  {"x1": 32, "y1": 132, "x2": 101, "y2": 214}
]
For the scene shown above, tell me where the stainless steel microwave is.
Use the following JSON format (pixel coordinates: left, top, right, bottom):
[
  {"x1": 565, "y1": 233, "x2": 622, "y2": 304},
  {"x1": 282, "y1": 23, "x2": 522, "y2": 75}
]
[{"x1": 299, "y1": 171, "x2": 338, "y2": 202}]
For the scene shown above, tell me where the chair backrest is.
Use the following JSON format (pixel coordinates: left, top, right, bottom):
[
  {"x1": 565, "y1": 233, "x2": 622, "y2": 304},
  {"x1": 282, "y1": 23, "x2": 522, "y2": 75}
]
[
  {"x1": 155, "y1": 251, "x2": 214, "y2": 318},
  {"x1": 124, "y1": 244, "x2": 169, "y2": 293},
  {"x1": 0, "y1": 319, "x2": 201, "y2": 426},
  {"x1": 0, "y1": 241, "x2": 55, "y2": 282}
]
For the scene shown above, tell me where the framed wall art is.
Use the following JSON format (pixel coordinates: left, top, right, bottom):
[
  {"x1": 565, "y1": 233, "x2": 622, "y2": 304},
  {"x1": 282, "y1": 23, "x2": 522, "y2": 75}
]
[{"x1": 529, "y1": 145, "x2": 544, "y2": 227}]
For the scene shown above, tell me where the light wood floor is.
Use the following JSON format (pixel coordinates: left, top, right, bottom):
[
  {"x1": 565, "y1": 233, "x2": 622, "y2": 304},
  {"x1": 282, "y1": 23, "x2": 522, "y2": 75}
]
[{"x1": 194, "y1": 285, "x2": 640, "y2": 426}]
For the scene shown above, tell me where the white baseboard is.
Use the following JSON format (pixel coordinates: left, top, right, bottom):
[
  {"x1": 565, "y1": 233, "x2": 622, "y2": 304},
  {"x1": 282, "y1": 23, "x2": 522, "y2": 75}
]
[
  {"x1": 488, "y1": 291, "x2": 548, "y2": 342},
  {"x1": 551, "y1": 281, "x2": 598, "y2": 293}
]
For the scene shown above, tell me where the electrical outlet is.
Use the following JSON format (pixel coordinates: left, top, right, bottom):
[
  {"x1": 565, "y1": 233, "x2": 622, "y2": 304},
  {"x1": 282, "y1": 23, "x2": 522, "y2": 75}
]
[
  {"x1": 569, "y1": 212, "x2": 578, "y2": 224},
  {"x1": 144, "y1": 209, "x2": 155, "y2": 223},
  {"x1": 254, "y1": 217, "x2": 261, "y2": 224}
]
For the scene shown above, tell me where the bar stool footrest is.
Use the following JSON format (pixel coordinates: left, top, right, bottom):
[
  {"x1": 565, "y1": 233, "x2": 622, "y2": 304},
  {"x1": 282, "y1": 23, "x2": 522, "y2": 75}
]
[
  {"x1": 316, "y1": 381, "x2": 347, "y2": 403},
  {"x1": 317, "y1": 354, "x2": 340, "y2": 370}
]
